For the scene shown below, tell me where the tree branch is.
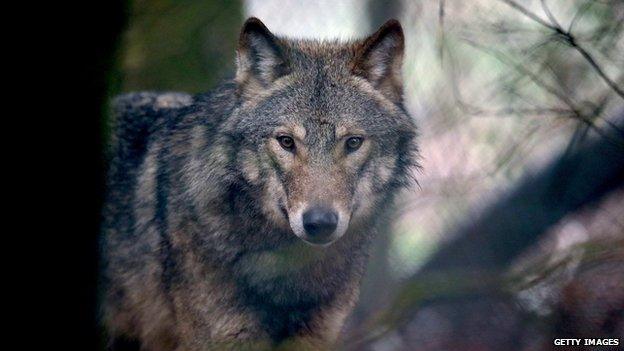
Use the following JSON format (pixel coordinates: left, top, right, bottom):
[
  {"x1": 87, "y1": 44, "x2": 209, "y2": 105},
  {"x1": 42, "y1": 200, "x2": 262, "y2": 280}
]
[{"x1": 500, "y1": 0, "x2": 624, "y2": 100}]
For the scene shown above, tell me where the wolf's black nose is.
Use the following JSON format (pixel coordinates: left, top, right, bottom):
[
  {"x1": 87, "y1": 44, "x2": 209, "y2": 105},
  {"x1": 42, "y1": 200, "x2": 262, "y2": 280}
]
[{"x1": 302, "y1": 207, "x2": 339, "y2": 242}]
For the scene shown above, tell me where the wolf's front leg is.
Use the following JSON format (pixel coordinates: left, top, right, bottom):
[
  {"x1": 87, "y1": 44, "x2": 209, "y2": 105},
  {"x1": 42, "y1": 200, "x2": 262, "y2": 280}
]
[
  {"x1": 171, "y1": 290, "x2": 273, "y2": 350},
  {"x1": 276, "y1": 288, "x2": 360, "y2": 351}
]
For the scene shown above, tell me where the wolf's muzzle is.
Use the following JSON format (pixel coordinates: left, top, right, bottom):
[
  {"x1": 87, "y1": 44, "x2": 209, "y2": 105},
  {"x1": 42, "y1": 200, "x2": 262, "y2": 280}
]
[{"x1": 302, "y1": 206, "x2": 339, "y2": 244}]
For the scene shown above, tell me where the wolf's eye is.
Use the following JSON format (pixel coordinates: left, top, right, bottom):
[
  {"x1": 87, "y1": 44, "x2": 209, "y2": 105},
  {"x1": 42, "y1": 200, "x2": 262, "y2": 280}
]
[
  {"x1": 345, "y1": 137, "x2": 363, "y2": 152},
  {"x1": 277, "y1": 135, "x2": 295, "y2": 151}
]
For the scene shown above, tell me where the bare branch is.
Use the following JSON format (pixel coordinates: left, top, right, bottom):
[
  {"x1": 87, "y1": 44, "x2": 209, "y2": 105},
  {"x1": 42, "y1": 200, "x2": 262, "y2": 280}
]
[
  {"x1": 438, "y1": 0, "x2": 446, "y2": 62},
  {"x1": 499, "y1": 0, "x2": 624, "y2": 100},
  {"x1": 499, "y1": 0, "x2": 556, "y2": 30},
  {"x1": 540, "y1": 0, "x2": 562, "y2": 29},
  {"x1": 462, "y1": 39, "x2": 575, "y2": 106},
  {"x1": 463, "y1": 39, "x2": 624, "y2": 146},
  {"x1": 567, "y1": 1, "x2": 595, "y2": 33},
  {"x1": 573, "y1": 43, "x2": 624, "y2": 100}
]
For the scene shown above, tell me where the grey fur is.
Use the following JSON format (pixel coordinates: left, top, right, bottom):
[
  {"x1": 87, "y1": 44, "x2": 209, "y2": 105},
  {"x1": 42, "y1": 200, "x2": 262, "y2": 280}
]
[{"x1": 101, "y1": 18, "x2": 418, "y2": 350}]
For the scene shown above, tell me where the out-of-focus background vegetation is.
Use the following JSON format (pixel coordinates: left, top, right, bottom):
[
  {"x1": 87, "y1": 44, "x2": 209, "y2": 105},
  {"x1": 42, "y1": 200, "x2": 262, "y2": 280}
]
[{"x1": 101, "y1": 0, "x2": 623, "y2": 349}]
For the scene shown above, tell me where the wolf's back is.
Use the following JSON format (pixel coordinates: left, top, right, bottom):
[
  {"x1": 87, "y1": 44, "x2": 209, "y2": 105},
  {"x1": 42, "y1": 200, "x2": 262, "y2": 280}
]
[
  {"x1": 102, "y1": 91, "x2": 193, "y2": 276},
  {"x1": 103, "y1": 92, "x2": 193, "y2": 232},
  {"x1": 109, "y1": 92, "x2": 192, "y2": 166},
  {"x1": 100, "y1": 92, "x2": 195, "y2": 341}
]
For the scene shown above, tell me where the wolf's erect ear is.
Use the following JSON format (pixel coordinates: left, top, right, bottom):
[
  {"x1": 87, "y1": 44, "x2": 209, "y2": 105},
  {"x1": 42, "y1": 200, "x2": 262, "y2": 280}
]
[
  {"x1": 236, "y1": 18, "x2": 290, "y2": 90},
  {"x1": 352, "y1": 19, "x2": 405, "y2": 103}
]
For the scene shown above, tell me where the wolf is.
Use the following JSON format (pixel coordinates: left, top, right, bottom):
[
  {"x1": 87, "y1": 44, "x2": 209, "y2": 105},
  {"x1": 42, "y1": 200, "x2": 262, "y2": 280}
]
[{"x1": 101, "y1": 17, "x2": 418, "y2": 350}]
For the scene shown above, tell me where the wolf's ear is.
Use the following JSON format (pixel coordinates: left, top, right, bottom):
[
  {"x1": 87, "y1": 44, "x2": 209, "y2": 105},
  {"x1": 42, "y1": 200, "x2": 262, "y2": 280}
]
[
  {"x1": 352, "y1": 19, "x2": 405, "y2": 103},
  {"x1": 236, "y1": 18, "x2": 290, "y2": 90}
]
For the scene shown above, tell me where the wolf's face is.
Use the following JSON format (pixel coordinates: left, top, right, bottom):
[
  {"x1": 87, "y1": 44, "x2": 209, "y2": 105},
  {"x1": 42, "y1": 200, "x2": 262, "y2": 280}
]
[{"x1": 230, "y1": 18, "x2": 416, "y2": 246}]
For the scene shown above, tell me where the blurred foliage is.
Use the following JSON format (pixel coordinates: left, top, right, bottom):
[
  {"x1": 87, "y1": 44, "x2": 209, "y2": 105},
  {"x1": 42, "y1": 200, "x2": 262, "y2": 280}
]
[{"x1": 119, "y1": 0, "x2": 242, "y2": 93}]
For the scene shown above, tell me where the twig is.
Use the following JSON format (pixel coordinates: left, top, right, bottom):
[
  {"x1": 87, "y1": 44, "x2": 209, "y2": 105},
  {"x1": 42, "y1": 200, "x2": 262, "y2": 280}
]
[
  {"x1": 499, "y1": 0, "x2": 624, "y2": 100},
  {"x1": 540, "y1": 0, "x2": 562, "y2": 29},
  {"x1": 438, "y1": 0, "x2": 446, "y2": 62},
  {"x1": 463, "y1": 39, "x2": 624, "y2": 146},
  {"x1": 567, "y1": 1, "x2": 594, "y2": 33},
  {"x1": 500, "y1": 0, "x2": 556, "y2": 30},
  {"x1": 463, "y1": 39, "x2": 575, "y2": 106},
  {"x1": 573, "y1": 43, "x2": 624, "y2": 100}
]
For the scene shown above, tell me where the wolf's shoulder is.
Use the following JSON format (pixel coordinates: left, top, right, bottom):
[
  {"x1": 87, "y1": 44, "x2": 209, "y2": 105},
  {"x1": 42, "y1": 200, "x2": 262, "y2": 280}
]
[
  {"x1": 113, "y1": 91, "x2": 194, "y2": 111},
  {"x1": 108, "y1": 84, "x2": 238, "y2": 159},
  {"x1": 113, "y1": 83, "x2": 237, "y2": 131},
  {"x1": 112, "y1": 91, "x2": 193, "y2": 131},
  {"x1": 107, "y1": 92, "x2": 193, "y2": 167}
]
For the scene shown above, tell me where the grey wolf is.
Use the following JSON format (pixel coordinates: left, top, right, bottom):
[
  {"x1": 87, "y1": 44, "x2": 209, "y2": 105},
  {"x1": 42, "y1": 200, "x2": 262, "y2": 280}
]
[{"x1": 101, "y1": 17, "x2": 418, "y2": 350}]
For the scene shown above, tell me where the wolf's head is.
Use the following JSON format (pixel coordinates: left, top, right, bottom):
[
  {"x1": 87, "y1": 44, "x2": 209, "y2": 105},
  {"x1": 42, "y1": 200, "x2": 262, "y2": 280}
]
[{"x1": 228, "y1": 18, "x2": 417, "y2": 246}]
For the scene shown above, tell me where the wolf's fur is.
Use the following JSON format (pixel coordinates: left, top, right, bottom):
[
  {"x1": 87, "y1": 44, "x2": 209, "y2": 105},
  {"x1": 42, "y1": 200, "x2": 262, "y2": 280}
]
[{"x1": 101, "y1": 18, "x2": 418, "y2": 350}]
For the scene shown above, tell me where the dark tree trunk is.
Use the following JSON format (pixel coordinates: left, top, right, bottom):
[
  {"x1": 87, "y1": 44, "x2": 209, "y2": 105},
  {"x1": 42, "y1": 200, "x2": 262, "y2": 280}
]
[{"x1": 75, "y1": 1, "x2": 127, "y2": 349}]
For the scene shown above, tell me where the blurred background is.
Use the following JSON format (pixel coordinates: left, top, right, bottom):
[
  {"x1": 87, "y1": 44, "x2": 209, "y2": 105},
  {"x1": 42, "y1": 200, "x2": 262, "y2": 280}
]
[{"x1": 98, "y1": 0, "x2": 623, "y2": 349}]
